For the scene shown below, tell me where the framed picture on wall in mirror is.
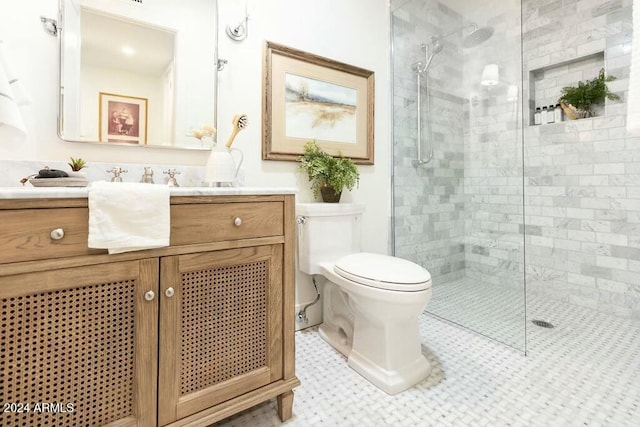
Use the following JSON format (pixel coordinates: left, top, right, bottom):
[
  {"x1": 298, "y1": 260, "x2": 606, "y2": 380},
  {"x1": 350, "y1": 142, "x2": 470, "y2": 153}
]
[
  {"x1": 262, "y1": 41, "x2": 374, "y2": 164},
  {"x1": 99, "y1": 93, "x2": 148, "y2": 145}
]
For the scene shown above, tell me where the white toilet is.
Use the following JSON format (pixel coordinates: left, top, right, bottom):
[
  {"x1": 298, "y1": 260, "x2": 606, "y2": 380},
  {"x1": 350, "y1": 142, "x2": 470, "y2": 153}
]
[{"x1": 296, "y1": 203, "x2": 432, "y2": 394}]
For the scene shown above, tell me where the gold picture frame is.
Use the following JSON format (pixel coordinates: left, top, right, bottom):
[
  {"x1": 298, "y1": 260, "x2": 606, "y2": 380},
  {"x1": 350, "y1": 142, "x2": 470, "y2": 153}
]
[
  {"x1": 99, "y1": 92, "x2": 148, "y2": 145},
  {"x1": 262, "y1": 41, "x2": 374, "y2": 164}
]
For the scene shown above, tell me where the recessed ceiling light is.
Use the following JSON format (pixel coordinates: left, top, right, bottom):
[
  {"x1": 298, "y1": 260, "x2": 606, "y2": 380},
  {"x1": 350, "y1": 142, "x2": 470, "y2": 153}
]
[{"x1": 121, "y1": 45, "x2": 136, "y2": 56}]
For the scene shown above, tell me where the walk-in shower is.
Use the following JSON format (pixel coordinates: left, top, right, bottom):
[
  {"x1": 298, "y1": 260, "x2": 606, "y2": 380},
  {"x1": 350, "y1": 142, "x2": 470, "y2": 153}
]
[
  {"x1": 412, "y1": 23, "x2": 493, "y2": 165},
  {"x1": 392, "y1": 0, "x2": 639, "y2": 355},
  {"x1": 393, "y1": 0, "x2": 527, "y2": 350}
]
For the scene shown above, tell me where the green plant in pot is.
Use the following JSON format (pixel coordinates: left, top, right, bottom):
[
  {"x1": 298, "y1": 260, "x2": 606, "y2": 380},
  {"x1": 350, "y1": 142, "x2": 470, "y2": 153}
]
[
  {"x1": 298, "y1": 141, "x2": 359, "y2": 203},
  {"x1": 68, "y1": 157, "x2": 87, "y2": 172},
  {"x1": 67, "y1": 157, "x2": 88, "y2": 178},
  {"x1": 558, "y1": 68, "x2": 619, "y2": 119}
]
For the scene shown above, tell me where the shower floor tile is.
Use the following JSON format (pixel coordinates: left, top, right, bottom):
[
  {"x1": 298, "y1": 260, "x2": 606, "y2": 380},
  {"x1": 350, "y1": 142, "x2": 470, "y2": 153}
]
[
  {"x1": 426, "y1": 276, "x2": 527, "y2": 349},
  {"x1": 213, "y1": 301, "x2": 640, "y2": 427}
]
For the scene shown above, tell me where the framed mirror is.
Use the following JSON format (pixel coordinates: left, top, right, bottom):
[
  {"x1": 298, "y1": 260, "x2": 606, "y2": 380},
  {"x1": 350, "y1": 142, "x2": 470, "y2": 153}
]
[{"x1": 58, "y1": 0, "x2": 218, "y2": 150}]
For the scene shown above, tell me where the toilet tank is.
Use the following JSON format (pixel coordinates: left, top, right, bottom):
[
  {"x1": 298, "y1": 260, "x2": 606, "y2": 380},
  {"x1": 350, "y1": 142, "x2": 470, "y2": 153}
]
[{"x1": 296, "y1": 203, "x2": 364, "y2": 274}]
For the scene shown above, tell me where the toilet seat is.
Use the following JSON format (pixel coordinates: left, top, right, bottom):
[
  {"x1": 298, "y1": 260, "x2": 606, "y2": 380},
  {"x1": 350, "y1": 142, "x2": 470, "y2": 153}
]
[{"x1": 333, "y1": 252, "x2": 431, "y2": 292}]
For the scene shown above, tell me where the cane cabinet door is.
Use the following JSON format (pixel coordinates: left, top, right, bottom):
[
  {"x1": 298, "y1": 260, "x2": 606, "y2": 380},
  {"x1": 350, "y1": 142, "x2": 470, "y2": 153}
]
[
  {"x1": 0, "y1": 259, "x2": 159, "y2": 427},
  {"x1": 158, "y1": 245, "x2": 284, "y2": 425}
]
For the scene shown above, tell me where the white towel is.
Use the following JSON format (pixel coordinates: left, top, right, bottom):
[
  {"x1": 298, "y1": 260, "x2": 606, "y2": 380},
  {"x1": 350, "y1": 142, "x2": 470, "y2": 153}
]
[
  {"x1": 88, "y1": 181, "x2": 171, "y2": 254},
  {"x1": 0, "y1": 40, "x2": 30, "y2": 144}
]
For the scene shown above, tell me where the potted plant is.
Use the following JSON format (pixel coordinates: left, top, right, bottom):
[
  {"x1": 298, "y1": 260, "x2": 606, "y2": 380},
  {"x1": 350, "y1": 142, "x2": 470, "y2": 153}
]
[
  {"x1": 67, "y1": 157, "x2": 87, "y2": 177},
  {"x1": 559, "y1": 68, "x2": 619, "y2": 119},
  {"x1": 298, "y1": 141, "x2": 359, "y2": 203}
]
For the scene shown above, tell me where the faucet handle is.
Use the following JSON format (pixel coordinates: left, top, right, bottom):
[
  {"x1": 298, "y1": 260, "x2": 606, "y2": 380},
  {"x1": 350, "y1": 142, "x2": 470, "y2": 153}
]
[
  {"x1": 106, "y1": 167, "x2": 128, "y2": 182},
  {"x1": 163, "y1": 169, "x2": 181, "y2": 187}
]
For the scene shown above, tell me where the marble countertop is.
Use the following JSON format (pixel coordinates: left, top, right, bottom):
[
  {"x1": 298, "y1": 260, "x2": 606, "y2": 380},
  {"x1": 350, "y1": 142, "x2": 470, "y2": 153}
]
[{"x1": 0, "y1": 186, "x2": 297, "y2": 199}]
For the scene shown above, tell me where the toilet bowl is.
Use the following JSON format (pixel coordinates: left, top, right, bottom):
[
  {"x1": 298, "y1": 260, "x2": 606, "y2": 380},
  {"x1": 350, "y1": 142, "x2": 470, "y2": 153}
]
[{"x1": 296, "y1": 203, "x2": 432, "y2": 394}]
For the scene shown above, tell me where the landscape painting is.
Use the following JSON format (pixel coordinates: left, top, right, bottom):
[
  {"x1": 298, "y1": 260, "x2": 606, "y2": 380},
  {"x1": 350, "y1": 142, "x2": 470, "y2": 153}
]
[
  {"x1": 262, "y1": 41, "x2": 375, "y2": 164},
  {"x1": 284, "y1": 73, "x2": 357, "y2": 144}
]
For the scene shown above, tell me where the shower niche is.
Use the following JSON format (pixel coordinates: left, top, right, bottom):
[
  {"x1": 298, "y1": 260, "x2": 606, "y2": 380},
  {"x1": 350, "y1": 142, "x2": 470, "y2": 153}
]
[{"x1": 527, "y1": 51, "x2": 605, "y2": 126}]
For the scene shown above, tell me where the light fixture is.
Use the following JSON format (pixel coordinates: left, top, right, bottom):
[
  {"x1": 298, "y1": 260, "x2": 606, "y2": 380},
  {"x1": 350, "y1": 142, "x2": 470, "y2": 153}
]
[
  {"x1": 226, "y1": 3, "x2": 249, "y2": 41},
  {"x1": 39, "y1": 16, "x2": 58, "y2": 36},
  {"x1": 121, "y1": 45, "x2": 136, "y2": 56},
  {"x1": 481, "y1": 64, "x2": 499, "y2": 86}
]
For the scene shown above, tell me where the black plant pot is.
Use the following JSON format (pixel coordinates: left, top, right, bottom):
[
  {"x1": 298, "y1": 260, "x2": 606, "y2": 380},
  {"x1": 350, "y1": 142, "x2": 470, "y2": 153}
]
[{"x1": 320, "y1": 186, "x2": 342, "y2": 203}]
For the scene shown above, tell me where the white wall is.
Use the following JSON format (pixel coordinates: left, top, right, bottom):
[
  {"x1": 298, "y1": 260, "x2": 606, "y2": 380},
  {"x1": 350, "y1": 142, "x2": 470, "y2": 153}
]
[{"x1": 0, "y1": 0, "x2": 391, "y2": 254}]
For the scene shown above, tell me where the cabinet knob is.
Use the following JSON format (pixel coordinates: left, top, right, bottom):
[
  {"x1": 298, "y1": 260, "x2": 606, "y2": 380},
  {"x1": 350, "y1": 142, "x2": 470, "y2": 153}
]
[
  {"x1": 234, "y1": 217, "x2": 242, "y2": 227},
  {"x1": 144, "y1": 290, "x2": 155, "y2": 301},
  {"x1": 165, "y1": 287, "x2": 175, "y2": 298},
  {"x1": 50, "y1": 228, "x2": 65, "y2": 240}
]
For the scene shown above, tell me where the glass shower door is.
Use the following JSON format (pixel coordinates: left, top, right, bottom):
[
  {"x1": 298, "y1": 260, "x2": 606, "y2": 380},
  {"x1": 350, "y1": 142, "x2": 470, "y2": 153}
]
[{"x1": 391, "y1": 0, "x2": 526, "y2": 351}]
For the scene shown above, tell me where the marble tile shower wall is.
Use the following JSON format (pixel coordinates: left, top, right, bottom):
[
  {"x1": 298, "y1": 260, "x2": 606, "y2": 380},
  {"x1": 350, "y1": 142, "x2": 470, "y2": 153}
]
[
  {"x1": 522, "y1": 0, "x2": 639, "y2": 318},
  {"x1": 392, "y1": 0, "x2": 466, "y2": 284}
]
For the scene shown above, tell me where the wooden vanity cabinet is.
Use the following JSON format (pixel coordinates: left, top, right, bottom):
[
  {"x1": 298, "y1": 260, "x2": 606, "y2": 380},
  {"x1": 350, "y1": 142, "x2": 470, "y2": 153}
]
[{"x1": 0, "y1": 194, "x2": 299, "y2": 427}]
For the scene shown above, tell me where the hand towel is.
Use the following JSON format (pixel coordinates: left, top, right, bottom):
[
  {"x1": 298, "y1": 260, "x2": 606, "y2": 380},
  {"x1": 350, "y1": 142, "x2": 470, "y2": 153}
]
[
  {"x1": 0, "y1": 41, "x2": 30, "y2": 144},
  {"x1": 88, "y1": 181, "x2": 170, "y2": 254}
]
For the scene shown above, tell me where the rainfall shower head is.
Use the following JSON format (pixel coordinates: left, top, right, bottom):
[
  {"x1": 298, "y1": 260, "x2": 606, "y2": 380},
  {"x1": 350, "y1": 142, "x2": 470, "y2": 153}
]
[
  {"x1": 462, "y1": 26, "x2": 494, "y2": 48},
  {"x1": 431, "y1": 23, "x2": 494, "y2": 48}
]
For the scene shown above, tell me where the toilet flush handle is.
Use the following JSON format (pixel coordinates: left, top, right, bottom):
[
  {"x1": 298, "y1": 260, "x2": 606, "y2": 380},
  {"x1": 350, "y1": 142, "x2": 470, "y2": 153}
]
[
  {"x1": 296, "y1": 216, "x2": 306, "y2": 247},
  {"x1": 294, "y1": 215, "x2": 307, "y2": 274}
]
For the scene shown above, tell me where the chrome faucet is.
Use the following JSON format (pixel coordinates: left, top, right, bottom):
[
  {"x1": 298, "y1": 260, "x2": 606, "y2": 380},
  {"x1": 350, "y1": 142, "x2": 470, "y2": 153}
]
[
  {"x1": 141, "y1": 166, "x2": 154, "y2": 183},
  {"x1": 106, "y1": 167, "x2": 128, "y2": 182},
  {"x1": 163, "y1": 169, "x2": 181, "y2": 187}
]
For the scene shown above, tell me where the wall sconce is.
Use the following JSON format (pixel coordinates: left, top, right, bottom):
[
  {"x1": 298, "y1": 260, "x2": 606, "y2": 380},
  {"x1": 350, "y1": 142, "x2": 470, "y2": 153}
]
[
  {"x1": 481, "y1": 64, "x2": 500, "y2": 86},
  {"x1": 226, "y1": 3, "x2": 250, "y2": 41},
  {"x1": 40, "y1": 16, "x2": 58, "y2": 36},
  {"x1": 226, "y1": 16, "x2": 249, "y2": 41}
]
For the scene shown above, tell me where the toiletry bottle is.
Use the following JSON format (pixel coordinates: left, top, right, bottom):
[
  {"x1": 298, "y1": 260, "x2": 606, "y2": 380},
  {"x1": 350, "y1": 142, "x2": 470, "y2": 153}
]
[
  {"x1": 554, "y1": 103, "x2": 562, "y2": 122},
  {"x1": 541, "y1": 106, "x2": 548, "y2": 125},
  {"x1": 547, "y1": 105, "x2": 555, "y2": 124},
  {"x1": 534, "y1": 107, "x2": 541, "y2": 125}
]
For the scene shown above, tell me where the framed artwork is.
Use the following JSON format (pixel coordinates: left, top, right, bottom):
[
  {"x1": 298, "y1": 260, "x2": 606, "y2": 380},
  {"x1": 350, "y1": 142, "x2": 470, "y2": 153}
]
[
  {"x1": 99, "y1": 92, "x2": 148, "y2": 145},
  {"x1": 262, "y1": 41, "x2": 374, "y2": 164}
]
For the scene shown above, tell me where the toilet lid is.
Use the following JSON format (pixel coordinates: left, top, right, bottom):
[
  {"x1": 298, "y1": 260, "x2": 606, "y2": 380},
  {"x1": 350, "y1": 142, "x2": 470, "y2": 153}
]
[{"x1": 333, "y1": 253, "x2": 431, "y2": 292}]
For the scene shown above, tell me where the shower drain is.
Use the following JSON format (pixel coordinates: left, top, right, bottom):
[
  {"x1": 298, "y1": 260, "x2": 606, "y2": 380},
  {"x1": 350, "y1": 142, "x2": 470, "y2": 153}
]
[{"x1": 532, "y1": 319, "x2": 554, "y2": 328}]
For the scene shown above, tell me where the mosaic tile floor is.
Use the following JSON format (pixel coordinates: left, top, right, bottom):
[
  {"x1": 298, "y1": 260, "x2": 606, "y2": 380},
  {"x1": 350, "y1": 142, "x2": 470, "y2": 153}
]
[
  {"x1": 426, "y1": 276, "x2": 527, "y2": 350},
  {"x1": 213, "y1": 298, "x2": 640, "y2": 427}
]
